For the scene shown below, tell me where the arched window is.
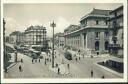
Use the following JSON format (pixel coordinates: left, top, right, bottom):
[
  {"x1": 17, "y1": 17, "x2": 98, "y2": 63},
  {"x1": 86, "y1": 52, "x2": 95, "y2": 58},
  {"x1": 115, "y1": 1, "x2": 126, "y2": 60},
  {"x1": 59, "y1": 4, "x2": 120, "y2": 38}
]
[{"x1": 105, "y1": 41, "x2": 109, "y2": 50}]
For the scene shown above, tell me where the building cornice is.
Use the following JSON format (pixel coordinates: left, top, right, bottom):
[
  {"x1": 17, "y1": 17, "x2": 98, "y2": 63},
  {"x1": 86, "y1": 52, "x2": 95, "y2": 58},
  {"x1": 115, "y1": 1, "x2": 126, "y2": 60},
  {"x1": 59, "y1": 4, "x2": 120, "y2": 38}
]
[{"x1": 64, "y1": 25, "x2": 109, "y2": 36}]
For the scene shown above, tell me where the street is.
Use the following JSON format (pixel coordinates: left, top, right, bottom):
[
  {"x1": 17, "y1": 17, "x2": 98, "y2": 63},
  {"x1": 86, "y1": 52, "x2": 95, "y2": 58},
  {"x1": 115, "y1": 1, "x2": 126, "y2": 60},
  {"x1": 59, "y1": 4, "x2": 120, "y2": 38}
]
[{"x1": 4, "y1": 45, "x2": 123, "y2": 78}]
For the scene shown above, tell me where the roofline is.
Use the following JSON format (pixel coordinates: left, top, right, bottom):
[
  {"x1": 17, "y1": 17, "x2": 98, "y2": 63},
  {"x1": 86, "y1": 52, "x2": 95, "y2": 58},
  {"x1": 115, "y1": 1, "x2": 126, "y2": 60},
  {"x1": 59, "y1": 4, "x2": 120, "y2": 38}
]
[
  {"x1": 80, "y1": 14, "x2": 110, "y2": 22},
  {"x1": 110, "y1": 5, "x2": 123, "y2": 14}
]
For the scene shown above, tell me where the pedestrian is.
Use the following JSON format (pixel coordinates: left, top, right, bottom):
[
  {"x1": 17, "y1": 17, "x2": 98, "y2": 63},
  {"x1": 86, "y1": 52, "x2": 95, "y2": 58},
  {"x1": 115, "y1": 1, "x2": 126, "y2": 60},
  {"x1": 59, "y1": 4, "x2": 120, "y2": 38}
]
[
  {"x1": 79, "y1": 57, "x2": 80, "y2": 60},
  {"x1": 21, "y1": 59, "x2": 23, "y2": 63},
  {"x1": 56, "y1": 63, "x2": 58, "y2": 67},
  {"x1": 19, "y1": 65, "x2": 22, "y2": 72},
  {"x1": 91, "y1": 55, "x2": 93, "y2": 58},
  {"x1": 102, "y1": 75, "x2": 105, "y2": 79},
  {"x1": 49, "y1": 58, "x2": 51, "y2": 62},
  {"x1": 67, "y1": 64, "x2": 70, "y2": 69},
  {"x1": 76, "y1": 58, "x2": 77, "y2": 62},
  {"x1": 83, "y1": 54, "x2": 84, "y2": 58},
  {"x1": 91, "y1": 70, "x2": 93, "y2": 77},
  {"x1": 58, "y1": 68, "x2": 60, "y2": 74},
  {"x1": 32, "y1": 59, "x2": 33, "y2": 64},
  {"x1": 45, "y1": 59, "x2": 47, "y2": 65},
  {"x1": 39, "y1": 59, "x2": 40, "y2": 62}
]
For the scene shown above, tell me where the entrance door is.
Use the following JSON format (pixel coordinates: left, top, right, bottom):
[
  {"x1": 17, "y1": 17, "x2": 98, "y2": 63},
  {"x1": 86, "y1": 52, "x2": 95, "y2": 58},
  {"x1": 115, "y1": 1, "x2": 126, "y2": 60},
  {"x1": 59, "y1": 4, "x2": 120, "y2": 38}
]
[
  {"x1": 95, "y1": 41, "x2": 99, "y2": 55},
  {"x1": 105, "y1": 41, "x2": 109, "y2": 50},
  {"x1": 95, "y1": 41, "x2": 99, "y2": 51}
]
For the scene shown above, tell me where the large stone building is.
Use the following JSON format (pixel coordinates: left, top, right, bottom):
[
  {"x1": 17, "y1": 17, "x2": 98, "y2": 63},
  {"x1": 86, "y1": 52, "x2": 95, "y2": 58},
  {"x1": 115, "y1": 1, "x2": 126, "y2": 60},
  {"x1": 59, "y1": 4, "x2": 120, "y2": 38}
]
[
  {"x1": 24, "y1": 25, "x2": 47, "y2": 46},
  {"x1": 64, "y1": 8, "x2": 111, "y2": 55},
  {"x1": 108, "y1": 6, "x2": 123, "y2": 57}
]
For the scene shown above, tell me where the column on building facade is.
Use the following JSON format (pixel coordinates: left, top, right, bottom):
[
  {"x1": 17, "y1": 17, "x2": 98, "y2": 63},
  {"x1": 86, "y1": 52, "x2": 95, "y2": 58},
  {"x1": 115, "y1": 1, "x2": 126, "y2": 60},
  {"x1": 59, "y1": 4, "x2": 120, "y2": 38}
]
[
  {"x1": 80, "y1": 33, "x2": 84, "y2": 49},
  {"x1": 84, "y1": 33, "x2": 86, "y2": 49},
  {"x1": 86, "y1": 33, "x2": 88, "y2": 50}
]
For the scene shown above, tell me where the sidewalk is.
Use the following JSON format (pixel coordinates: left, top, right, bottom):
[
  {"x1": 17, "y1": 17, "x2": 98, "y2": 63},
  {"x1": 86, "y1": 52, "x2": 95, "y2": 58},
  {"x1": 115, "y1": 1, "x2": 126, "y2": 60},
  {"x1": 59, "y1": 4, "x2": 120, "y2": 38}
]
[{"x1": 49, "y1": 63, "x2": 69, "y2": 75}]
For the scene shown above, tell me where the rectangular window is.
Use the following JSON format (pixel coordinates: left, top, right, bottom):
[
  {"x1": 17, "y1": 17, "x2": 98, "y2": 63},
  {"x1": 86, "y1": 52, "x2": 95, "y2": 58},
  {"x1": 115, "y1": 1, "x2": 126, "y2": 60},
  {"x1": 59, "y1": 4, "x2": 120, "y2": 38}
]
[
  {"x1": 106, "y1": 21, "x2": 108, "y2": 25},
  {"x1": 96, "y1": 20, "x2": 99, "y2": 25},
  {"x1": 95, "y1": 32, "x2": 99, "y2": 38},
  {"x1": 104, "y1": 32, "x2": 109, "y2": 37}
]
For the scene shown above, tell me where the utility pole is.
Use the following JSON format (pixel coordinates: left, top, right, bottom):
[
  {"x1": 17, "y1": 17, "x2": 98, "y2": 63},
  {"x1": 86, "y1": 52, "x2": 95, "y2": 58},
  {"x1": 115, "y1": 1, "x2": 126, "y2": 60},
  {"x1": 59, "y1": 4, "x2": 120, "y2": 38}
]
[{"x1": 50, "y1": 21, "x2": 56, "y2": 68}]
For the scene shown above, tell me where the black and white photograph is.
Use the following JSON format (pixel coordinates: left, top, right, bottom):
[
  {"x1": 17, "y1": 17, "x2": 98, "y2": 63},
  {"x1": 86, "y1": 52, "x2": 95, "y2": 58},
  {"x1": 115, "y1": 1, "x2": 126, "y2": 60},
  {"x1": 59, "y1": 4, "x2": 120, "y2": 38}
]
[{"x1": 1, "y1": 0, "x2": 127, "y2": 83}]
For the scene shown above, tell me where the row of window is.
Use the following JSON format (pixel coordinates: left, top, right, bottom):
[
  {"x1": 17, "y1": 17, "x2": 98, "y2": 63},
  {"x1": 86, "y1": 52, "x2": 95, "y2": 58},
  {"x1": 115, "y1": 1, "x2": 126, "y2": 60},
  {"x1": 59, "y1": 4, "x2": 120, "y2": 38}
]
[
  {"x1": 95, "y1": 32, "x2": 109, "y2": 38},
  {"x1": 95, "y1": 20, "x2": 108, "y2": 25}
]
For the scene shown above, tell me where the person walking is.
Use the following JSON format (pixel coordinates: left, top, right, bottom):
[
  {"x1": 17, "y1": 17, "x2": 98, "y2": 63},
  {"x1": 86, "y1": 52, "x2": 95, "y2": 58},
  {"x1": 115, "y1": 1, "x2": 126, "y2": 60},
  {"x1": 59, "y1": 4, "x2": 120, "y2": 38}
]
[
  {"x1": 19, "y1": 65, "x2": 22, "y2": 72},
  {"x1": 76, "y1": 58, "x2": 77, "y2": 62},
  {"x1": 50, "y1": 58, "x2": 51, "y2": 62},
  {"x1": 21, "y1": 59, "x2": 23, "y2": 63},
  {"x1": 91, "y1": 55, "x2": 93, "y2": 58},
  {"x1": 58, "y1": 68, "x2": 60, "y2": 74},
  {"x1": 102, "y1": 75, "x2": 105, "y2": 78},
  {"x1": 91, "y1": 70, "x2": 93, "y2": 77},
  {"x1": 45, "y1": 59, "x2": 47, "y2": 65},
  {"x1": 32, "y1": 59, "x2": 34, "y2": 64},
  {"x1": 79, "y1": 56, "x2": 80, "y2": 60},
  {"x1": 67, "y1": 64, "x2": 70, "y2": 69},
  {"x1": 39, "y1": 59, "x2": 40, "y2": 62}
]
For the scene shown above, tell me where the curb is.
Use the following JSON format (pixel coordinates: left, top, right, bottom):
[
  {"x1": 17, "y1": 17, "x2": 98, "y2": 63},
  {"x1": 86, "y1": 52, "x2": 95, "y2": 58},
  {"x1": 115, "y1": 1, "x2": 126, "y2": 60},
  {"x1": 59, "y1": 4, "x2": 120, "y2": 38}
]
[{"x1": 7, "y1": 62, "x2": 18, "y2": 70}]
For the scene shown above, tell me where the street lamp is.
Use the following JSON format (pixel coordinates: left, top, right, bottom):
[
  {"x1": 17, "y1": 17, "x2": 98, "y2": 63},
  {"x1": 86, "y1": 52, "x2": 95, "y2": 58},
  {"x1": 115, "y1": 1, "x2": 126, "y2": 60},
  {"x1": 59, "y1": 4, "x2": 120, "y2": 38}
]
[{"x1": 50, "y1": 21, "x2": 56, "y2": 68}]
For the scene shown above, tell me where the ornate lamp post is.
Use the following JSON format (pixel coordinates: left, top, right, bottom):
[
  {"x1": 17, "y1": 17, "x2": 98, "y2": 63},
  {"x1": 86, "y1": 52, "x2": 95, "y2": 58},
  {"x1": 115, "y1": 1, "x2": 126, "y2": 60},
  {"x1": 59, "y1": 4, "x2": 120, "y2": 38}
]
[{"x1": 50, "y1": 21, "x2": 56, "y2": 68}]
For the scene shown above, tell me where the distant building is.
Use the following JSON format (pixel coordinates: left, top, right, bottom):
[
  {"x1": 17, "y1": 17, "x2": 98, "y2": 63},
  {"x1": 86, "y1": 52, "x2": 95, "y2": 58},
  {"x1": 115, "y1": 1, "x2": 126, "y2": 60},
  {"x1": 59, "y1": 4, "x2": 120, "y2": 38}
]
[
  {"x1": 108, "y1": 6, "x2": 123, "y2": 57},
  {"x1": 9, "y1": 31, "x2": 21, "y2": 44},
  {"x1": 54, "y1": 32, "x2": 65, "y2": 47},
  {"x1": 24, "y1": 25, "x2": 47, "y2": 46},
  {"x1": 64, "y1": 8, "x2": 111, "y2": 55}
]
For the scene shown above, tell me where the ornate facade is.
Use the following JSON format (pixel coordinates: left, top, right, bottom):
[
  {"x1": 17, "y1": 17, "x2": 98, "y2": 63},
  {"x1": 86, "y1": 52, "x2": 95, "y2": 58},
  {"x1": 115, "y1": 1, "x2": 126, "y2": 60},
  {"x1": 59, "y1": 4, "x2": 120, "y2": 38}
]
[
  {"x1": 64, "y1": 8, "x2": 111, "y2": 55},
  {"x1": 24, "y1": 25, "x2": 47, "y2": 46},
  {"x1": 108, "y1": 6, "x2": 123, "y2": 56}
]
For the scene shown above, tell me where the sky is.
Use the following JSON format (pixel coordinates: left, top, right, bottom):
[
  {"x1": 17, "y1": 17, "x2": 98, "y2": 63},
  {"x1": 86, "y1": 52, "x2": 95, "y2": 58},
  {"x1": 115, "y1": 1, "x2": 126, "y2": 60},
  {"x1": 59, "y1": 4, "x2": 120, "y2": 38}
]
[{"x1": 4, "y1": 3, "x2": 122, "y2": 37}]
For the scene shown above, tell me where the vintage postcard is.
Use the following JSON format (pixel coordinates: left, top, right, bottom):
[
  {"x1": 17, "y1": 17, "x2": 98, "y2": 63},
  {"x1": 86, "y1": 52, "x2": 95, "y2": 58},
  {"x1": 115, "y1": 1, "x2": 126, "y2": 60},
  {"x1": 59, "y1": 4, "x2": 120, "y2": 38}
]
[{"x1": 1, "y1": 0, "x2": 127, "y2": 83}]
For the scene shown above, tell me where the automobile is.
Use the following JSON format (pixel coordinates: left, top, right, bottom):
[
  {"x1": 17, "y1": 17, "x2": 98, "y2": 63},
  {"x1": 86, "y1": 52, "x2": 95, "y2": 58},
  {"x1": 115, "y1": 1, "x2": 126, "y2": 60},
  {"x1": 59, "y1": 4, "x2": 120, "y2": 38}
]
[{"x1": 64, "y1": 51, "x2": 72, "y2": 60}]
